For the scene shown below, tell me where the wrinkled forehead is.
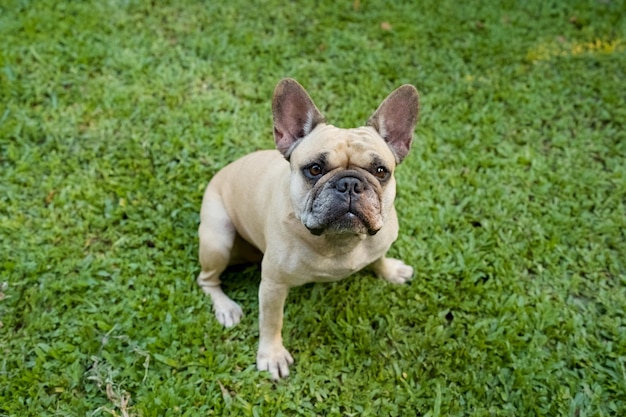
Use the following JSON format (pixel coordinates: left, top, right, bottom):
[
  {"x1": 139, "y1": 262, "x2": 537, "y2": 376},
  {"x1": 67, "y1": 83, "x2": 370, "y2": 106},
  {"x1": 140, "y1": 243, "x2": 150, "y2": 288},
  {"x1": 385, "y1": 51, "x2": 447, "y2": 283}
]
[{"x1": 293, "y1": 125, "x2": 396, "y2": 167}]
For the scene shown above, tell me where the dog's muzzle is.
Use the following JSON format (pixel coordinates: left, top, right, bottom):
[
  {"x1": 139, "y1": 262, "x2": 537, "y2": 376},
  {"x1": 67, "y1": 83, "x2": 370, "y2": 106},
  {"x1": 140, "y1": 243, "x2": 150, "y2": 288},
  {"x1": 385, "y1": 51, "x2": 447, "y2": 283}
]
[{"x1": 305, "y1": 171, "x2": 381, "y2": 236}]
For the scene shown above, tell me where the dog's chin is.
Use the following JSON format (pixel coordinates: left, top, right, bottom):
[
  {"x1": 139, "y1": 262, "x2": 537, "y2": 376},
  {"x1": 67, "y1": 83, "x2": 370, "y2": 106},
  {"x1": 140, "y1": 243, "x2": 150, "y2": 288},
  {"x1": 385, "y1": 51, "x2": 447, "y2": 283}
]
[{"x1": 306, "y1": 213, "x2": 380, "y2": 237}]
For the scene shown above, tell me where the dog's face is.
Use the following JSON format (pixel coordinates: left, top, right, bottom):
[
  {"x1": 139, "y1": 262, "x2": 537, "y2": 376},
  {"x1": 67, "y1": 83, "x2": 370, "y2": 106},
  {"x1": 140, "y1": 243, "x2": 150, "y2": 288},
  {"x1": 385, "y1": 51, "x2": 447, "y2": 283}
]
[
  {"x1": 272, "y1": 79, "x2": 419, "y2": 236},
  {"x1": 288, "y1": 125, "x2": 398, "y2": 236}
]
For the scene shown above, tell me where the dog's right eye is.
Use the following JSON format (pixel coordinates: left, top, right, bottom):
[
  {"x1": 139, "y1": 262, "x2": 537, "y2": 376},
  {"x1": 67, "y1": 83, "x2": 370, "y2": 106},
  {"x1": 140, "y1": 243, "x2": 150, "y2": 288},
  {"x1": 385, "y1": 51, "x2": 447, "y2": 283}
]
[{"x1": 304, "y1": 164, "x2": 323, "y2": 179}]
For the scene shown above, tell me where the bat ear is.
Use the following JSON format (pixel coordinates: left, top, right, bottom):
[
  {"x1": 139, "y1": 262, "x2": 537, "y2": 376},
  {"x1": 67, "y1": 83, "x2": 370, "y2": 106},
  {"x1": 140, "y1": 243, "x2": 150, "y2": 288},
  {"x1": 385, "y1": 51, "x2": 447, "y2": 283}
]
[
  {"x1": 272, "y1": 78, "x2": 325, "y2": 158},
  {"x1": 367, "y1": 84, "x2": 420, "y2": 163}
]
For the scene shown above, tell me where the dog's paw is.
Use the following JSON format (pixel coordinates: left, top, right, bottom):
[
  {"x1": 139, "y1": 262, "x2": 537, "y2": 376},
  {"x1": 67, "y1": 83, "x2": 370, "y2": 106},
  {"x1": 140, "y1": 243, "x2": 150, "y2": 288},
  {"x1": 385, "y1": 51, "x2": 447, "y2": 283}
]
[
  {"x1": 257, "y1": 345, "x2": 294, "y2": 380},
  {"x1": 373, "y1": 257, "x2": 414, "y2": 284},
  {"x1": 214, "y1": 298, "x2": 244, "y2": 328}
]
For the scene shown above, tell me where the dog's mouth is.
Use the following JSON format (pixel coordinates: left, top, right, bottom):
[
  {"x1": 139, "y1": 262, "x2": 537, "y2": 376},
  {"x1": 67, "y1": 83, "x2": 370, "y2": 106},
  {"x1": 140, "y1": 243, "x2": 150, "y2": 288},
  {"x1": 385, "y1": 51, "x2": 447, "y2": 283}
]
[
  {"x1": 303, "y1": 202, "x2": 383, "y2": 236},
  {"x1": 305, "y1": 208, "x2": 382, "y2": 236}
]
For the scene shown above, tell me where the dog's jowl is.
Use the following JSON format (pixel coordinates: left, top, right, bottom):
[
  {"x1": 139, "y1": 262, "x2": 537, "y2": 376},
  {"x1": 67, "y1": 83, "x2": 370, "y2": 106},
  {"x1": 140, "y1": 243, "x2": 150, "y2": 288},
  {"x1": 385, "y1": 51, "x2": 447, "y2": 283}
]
[{"x1": 197, "y1": 78, "x2": 420, "y2": 379}]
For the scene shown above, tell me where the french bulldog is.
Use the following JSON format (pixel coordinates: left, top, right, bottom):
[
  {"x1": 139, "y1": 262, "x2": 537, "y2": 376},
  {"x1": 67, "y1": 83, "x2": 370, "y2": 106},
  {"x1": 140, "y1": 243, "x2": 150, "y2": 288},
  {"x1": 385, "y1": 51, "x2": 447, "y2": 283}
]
[{"x1": 197, "y1": 78, "x2": 419, "y2": 379}]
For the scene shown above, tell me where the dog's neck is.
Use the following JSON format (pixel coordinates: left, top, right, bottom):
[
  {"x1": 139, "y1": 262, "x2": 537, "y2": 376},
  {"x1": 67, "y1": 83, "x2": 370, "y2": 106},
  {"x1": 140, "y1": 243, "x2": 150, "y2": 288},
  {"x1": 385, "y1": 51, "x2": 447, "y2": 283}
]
[{"x1": 307, "y1": 231, "x2": 369, "y2": 257}]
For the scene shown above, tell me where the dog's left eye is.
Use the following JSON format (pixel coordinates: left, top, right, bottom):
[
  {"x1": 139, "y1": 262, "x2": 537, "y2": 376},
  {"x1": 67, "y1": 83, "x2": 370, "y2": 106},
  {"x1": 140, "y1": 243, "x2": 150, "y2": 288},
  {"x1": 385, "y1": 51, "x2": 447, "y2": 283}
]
[
  {"x1": 374, "y1": 166, "x2": 389, "y2": 179},
  {"x1": 305, "y1": 164, "x2": 323, "y2": 179}
]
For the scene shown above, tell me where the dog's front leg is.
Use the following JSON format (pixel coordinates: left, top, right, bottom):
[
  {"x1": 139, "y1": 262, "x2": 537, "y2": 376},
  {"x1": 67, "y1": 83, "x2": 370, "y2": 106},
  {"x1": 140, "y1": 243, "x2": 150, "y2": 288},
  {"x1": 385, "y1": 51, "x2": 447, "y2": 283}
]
[{"x1": 257, "y1": 277, "x2": 294, "y2": 379}]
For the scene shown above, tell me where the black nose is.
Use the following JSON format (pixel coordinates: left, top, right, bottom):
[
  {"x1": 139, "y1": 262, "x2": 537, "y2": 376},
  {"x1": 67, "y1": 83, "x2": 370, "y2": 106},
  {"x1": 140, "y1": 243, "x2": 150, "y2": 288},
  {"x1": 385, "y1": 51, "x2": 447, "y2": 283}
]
[{"x1": 335, "y1": 177, "x2": 364, "y2": 194}]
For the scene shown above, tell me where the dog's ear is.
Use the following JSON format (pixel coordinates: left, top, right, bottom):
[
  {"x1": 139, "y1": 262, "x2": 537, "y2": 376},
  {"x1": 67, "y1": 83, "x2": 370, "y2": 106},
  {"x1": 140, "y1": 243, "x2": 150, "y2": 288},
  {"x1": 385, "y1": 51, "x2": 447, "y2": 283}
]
[
  {"x1": 367, "y1": 85, "x2": 420, "y2": 164},
  {"x1": 272, "y1": 78, "x2": 325, "y2": 158}
]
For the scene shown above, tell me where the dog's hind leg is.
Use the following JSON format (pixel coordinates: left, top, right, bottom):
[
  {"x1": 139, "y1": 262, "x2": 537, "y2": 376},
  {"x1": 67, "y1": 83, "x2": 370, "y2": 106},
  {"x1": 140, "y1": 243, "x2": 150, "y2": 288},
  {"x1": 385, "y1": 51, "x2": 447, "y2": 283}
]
[
  {"x1": 197, "y1": 193, "x2": 244, "y2": 327},
  {"x1": 370, "y1": 256, "x2": 414, "y2": 284}
]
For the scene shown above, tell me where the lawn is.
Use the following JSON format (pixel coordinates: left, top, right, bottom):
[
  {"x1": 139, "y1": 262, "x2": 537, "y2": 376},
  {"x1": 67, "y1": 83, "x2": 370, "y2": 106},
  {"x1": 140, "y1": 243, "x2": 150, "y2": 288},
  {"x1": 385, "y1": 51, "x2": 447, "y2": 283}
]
[{"x1": 1, "y1": 0, "x2": 625, "y2": 415}]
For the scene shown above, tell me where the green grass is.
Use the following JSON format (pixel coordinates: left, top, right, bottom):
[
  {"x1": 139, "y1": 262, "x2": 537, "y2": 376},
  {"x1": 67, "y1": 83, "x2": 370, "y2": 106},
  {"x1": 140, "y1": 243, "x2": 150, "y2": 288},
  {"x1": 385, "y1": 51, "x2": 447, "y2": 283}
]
[{"x1": 1, "y1": 0, "x2": 625, "y2": 415}]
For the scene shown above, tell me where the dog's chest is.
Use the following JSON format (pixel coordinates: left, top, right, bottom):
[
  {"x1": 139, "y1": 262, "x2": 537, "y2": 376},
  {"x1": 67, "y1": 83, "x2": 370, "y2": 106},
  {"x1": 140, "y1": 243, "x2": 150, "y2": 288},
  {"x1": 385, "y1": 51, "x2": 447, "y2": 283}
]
[
  {"x1": 278, "y1": 240, "x2": 387, "y2": 285},
  {"x1": 310, "y1": 257, "x2": 369, "y2": 283}
]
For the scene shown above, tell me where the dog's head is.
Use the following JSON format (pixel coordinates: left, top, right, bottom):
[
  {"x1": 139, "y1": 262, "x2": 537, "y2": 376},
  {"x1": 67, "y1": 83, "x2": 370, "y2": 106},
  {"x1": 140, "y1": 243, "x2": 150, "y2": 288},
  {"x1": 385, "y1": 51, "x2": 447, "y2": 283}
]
[{"x1": 272, "y1": 79, "x2": 419, "y2": 236}]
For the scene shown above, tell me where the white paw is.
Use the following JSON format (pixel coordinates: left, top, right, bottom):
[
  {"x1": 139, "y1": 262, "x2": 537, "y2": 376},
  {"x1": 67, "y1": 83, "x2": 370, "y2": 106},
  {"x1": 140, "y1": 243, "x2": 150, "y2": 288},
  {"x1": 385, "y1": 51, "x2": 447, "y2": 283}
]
[
  {"x1": 257, "y1": 345, "x2": 294, "y2": 380},
  {"x1": 213, "y1": 298, "x2": 243, "y2": 328},
  {"x1": 378, "y1": 258, "x2": 414, "y2": 284}
]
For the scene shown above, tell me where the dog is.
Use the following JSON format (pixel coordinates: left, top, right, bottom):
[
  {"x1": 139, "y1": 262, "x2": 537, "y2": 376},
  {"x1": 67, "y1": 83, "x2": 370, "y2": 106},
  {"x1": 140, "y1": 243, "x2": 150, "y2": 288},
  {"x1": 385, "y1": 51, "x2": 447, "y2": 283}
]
[{"x1": 197, "y1": 78, "x2": 419, "y2": 379}]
